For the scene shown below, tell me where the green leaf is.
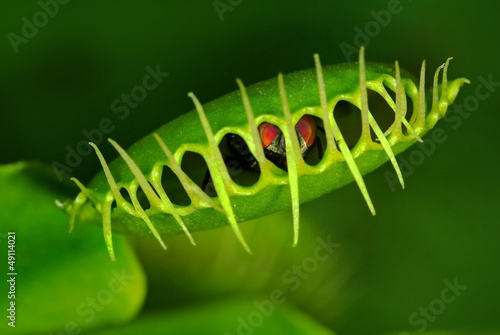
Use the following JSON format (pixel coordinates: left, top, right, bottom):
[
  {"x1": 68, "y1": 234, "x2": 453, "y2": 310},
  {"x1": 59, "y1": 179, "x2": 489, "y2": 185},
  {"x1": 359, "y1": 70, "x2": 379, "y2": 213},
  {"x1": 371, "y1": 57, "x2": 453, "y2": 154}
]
[
  {"x1": 0, "y1": 162, "x2": 146, "y2": 334},
  {"x1": 87, "y1": 299, "x2": 336, "y2": 335}
]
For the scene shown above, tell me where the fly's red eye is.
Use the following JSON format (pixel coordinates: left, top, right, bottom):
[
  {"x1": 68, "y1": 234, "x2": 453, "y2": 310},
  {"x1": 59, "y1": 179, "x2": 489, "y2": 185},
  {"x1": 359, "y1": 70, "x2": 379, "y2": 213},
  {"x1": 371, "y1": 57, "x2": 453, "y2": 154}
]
[
  {"x1": 295, "y1": 115, "x2": 316, "y2": 147},
  {"x1": 258, "y1": 122, "x2": 281, "y2": 148}
]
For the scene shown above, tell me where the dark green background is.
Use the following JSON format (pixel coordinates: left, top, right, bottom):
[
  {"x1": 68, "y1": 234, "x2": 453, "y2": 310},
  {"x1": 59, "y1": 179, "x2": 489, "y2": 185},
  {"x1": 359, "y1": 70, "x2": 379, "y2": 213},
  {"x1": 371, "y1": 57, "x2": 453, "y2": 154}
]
[{"x1": 1, "y1": 1, "x2": 499, "y2": 334}]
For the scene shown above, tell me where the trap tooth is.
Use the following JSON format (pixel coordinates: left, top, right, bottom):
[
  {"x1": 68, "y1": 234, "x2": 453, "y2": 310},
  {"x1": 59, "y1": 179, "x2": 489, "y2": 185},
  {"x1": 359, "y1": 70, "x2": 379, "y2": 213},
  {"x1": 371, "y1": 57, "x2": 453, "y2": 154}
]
[
  {"x1": 189, "y1": 92, "x2": 252, "y2": 254},
  {"x1": 358, "y1": 47, "x2": 371, "y2": 145},
  {"x1": 314, "y1": 54, "x2": 340, "y2": 157},
  {"x1": 416, "y1": 60, "x2": 427, "y2": 131},
  {"x1": 127, "y1": 182, "x2": 168, "y2": 250},
  {"x1": 438, "y1": 57, "x2": 453, "y2": 117},
  {"x1": 236, "y1": 78, "x2": 267, "y2": 166},
  {"x1": 101, "y1": 198, "x2": 116, "y2": 262},
  {"x1": 392, "y1": 61, "x2": 405, "y2": 141},
  {"x1": 67, "y1": 191, "x2": 88, "y2": 233},
  {"x1": 108, "y1": 138, "x2": 194, "y2": 246},
  {"x1": 89, "y1": 142, "x2": 137, "y2": 217},
  {"x1": 153, "y1": 133, "x2": 223, "y2": 213},
  {"x1": 278, "y1": 73, "x2": 302, "y2": 247},
  {"x1": 316, "y1": 48, "x2": 375, "y2": 215},
  {"x1": 358, "y1": 48, "x2": 404, "y2": 189},
  {"x1": 429, "y1": 62, "x2": 444, "y2": 128}
]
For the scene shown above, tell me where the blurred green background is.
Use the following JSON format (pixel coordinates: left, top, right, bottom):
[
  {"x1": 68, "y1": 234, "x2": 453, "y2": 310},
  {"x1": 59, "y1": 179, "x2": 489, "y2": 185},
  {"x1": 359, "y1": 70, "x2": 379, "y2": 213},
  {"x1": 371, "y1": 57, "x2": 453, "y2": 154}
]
[{"x1": 1, "y1": 1, "x2": 499, "y2": 334}]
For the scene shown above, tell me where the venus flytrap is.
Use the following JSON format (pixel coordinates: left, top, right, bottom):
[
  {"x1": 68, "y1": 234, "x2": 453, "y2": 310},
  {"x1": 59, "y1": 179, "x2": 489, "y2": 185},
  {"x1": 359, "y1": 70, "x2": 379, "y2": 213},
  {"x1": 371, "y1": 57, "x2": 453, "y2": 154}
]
[{"x1": 57, "y1": 47, "x2": 469, "y2": 260}]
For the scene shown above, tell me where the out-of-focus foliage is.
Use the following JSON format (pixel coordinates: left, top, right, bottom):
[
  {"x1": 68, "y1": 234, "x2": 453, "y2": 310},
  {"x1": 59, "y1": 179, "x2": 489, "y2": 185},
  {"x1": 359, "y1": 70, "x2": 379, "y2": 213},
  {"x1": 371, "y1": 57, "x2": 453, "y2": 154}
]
[{"x1": 0, "y1": 162, "x2": 146, "y2": 334}]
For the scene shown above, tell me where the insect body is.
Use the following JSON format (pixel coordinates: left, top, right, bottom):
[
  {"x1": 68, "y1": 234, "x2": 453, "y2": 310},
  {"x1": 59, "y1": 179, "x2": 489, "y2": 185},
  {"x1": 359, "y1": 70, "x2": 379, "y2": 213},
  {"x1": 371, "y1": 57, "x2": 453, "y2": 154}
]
[
  {"x1": 259, "y1": 115, "x2": 322, "y2": 170},
  {"x1": 202, "y1": 115, "x2": 322, "y2": 195},
  {"x1": 58, "y1": 47, "x2": 469, "y2": 261}
]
